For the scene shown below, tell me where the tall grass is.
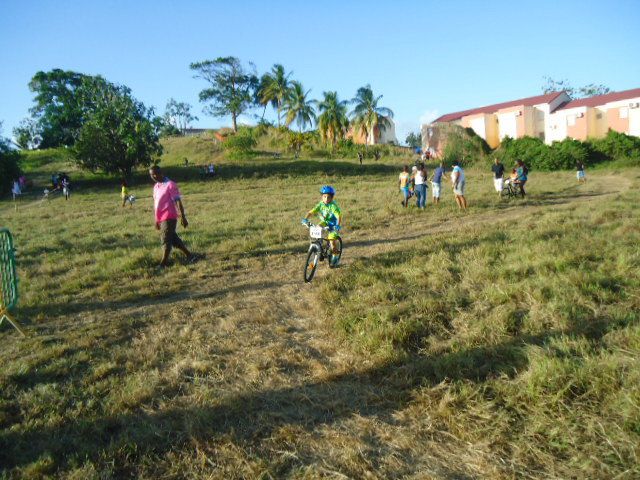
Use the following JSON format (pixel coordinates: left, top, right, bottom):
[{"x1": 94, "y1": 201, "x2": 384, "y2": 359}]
[{"x1": 1, "y1": 140, "x2": 638, "y2": 478}]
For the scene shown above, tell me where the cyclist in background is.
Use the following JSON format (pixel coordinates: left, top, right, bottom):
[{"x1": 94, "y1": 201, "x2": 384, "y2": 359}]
[{"x1": 302, "y1": 185, "x2": 342, "y2": 267}]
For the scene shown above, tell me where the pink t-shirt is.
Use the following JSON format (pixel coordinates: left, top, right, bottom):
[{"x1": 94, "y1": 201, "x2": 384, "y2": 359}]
[{"x1": 153, "y1": 178, "x2": 181, "y2": 223}]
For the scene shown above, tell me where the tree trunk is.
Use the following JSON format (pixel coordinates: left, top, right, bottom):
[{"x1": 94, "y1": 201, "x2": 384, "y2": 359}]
[{"x1": 232, "y1": 113, "x2": 238, "y2": 132}]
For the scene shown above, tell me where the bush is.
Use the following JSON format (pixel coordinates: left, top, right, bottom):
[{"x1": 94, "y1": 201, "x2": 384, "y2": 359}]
[
  {"x1": 442, "y1": 125, "x2": 491, "y2": 167},
  {"x1": 223, "y1": 127, "x2": 257, "y2": 158},
  {"x1": 587, "y1": 130, "x2": 640, "y2": 165},
  {"x1": 543, "y1": 138, "x2": 590, "y2": 170},
  {"x1": 495, "y1": 136, "x2": 544, "y2": 170},
  {"x1": 496, "y1": 130, "x2": 640, "y2": 171}
]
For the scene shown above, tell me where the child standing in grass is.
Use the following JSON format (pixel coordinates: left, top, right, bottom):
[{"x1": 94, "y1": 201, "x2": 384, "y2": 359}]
[
  {"x1": 61, "y1": 176, "x2": 71, "y2": 200},
  {"x1": 399, "y1": 165, "x2": 411, "y2": 208},
  {"x1": 121, "y1": 180, "x2": 135, "y2": 207},
  {"x1": 576, "y1": 161, "x2": 586, "y2": 183}
]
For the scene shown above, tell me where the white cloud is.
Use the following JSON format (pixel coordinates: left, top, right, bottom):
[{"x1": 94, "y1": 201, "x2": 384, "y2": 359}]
[
  {"x1": 393, "y1": 109, "x2": 440, "y2": 145},
  {"x1": 419, "y1": 109, "x2": 439, "y2": 125}
]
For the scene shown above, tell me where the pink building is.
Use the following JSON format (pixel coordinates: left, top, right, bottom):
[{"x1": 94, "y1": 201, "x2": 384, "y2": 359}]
[{"x1": 423, "y1": 87, "x2": 640, "y2": 153}]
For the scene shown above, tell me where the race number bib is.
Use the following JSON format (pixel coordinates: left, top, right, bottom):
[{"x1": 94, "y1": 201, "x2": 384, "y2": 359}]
[{"x1": 310, "y1": 226, "x2": 323, "y2": 239}]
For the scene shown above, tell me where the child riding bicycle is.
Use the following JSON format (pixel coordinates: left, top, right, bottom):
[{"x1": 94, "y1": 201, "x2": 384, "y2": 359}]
[{"x1": 302, "y1": 185, "x2": 342, "y2": 267}]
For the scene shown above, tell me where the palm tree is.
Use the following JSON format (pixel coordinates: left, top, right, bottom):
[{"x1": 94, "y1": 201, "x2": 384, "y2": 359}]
[
  {"x1": 257, "y1": 64, "x2": 292, "y2": 127},
  {"x1": 283, "y1": 81, "x2": 316, "y2": 132},
  {"x1": 349, "y1": 85, "x2": 394, "y2": 146},
  {"x1": 316, "y1": 91, "x2": 349, "y2": 147}
]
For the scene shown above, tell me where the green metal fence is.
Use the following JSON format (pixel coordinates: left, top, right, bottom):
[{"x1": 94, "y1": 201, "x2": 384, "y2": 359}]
[{"x1": 0, "y1": 228, "x2": 23, "y2": 335}]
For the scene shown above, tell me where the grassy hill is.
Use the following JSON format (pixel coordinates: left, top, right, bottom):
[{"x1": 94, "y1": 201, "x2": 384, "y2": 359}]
[{"x1": 1, "y1": 138, "x2": 638, "y2": 478}]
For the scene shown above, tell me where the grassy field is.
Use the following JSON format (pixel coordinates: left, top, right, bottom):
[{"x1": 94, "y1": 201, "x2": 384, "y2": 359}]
[{"x1": 1, "y1": 139, "x2": 639, "y2": 479}]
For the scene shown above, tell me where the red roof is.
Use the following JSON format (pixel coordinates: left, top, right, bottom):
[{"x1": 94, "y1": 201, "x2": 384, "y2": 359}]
[
  {"x1": 557, "y1": 87, "x2": 640, "y2": 110},
  {"x1": 432, "y1": 91, "x2": 566, "y2": 123}
]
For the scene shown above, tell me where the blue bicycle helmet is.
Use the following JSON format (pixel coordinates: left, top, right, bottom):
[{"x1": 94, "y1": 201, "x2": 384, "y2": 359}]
[{"x1": 320, "y1": 185, "x2": 336, "y2": 195}]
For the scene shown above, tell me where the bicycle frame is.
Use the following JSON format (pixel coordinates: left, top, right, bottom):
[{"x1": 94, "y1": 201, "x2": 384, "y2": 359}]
[{"x1": 306, "y1": 224, "x2": 333, "y2": 261}]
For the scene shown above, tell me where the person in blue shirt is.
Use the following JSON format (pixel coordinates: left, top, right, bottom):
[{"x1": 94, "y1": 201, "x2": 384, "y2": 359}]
[
  {"x1": 450, "y1": 161, "x2": 467, "y2": 210},
  {"x1": 515, "y1": 160, "x2": 528, "y2": 198},
  {"x1": 429, "y1": 161, "x2": 445, "y2": 205}
]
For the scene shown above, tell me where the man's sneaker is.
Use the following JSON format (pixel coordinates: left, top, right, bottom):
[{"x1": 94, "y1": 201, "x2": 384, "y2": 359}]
[{"x1": 330, "y1": 254, "x2": 340, "y2": 268}]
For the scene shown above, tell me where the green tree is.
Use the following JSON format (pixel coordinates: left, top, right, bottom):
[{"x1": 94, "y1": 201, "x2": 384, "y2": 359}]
[
  {"x1": 190, "y1": 57, "x2": 258, "y2": 132},
  {"x1": 257, "y1": 64, "x2": 292, "y2": 127},
  {"x1": 283, "y1": 81, "x2": 316, "y2": 132},
  {"x1": 13, "y1": 118, "x2": 42, "y2": 150},
  {"x1": 349, "y1": 85, "x2": 394, "y2": 146},
  {"x1": 316, "y1": 91, "x2": 350, "y2": 147},
  {"x1": 164, "y1": 98, "x2": 198, "y2": 135},
  {"x1": 26, "y1": 69, "x2": 93, "y2": 148},
  {"x1": 405, "y1": 131, "x2": 421, "y2": 149},
  {"x1": 73, "y1": 78, "x2": 162, "y2": 177}
]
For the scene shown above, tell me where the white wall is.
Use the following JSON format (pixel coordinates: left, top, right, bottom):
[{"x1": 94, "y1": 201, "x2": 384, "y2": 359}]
[
  {"x1": 548, "y1": 106, "x2": 587, "y2": 142},
  {"x1": 377, "y1": 118, "x2": 398, "y2": 144},
  {"x1": 629, "y1": 104, "x2": 640, "y2": 136},
  {"x1": 604, "y1": 97, "x2": 640, "y2": 137},
  {"x1": 498, "y1": 112, "x2": 517, "y2": 139},
  {"x1": 469, "y1": 116, "x2": 486, "y2": 140},
  {"x1": 538, "y1": 92, "x2": 571, "y2": 144}
]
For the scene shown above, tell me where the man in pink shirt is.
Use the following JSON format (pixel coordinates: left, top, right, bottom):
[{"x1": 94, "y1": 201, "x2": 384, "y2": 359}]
[{"x1": 150, "y1": 165, "x2": 196, "y2": 267}]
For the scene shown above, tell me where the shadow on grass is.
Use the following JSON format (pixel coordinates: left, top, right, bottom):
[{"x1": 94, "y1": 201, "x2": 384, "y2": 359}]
[
  {"x1": 19, "y1": 159, "x2": 400, "y2": 195},
  {"x1": 16, "y1": 279, "x2": 286, "y2": 320},
  {"x1": 1, "y1": 315, "x2": 634, "y2": 476}
]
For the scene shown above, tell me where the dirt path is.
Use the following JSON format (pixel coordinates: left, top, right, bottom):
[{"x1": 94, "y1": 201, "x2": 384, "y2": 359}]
[
  {"x1": 5, "y1": 173, "x2": 631, "y2": 477},
  {"x1": 156, "y1": 173, "x2": 632, "y2": 389}
]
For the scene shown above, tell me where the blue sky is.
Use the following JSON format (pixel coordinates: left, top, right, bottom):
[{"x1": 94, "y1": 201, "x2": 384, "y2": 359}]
[{"x1": 1, "y1": 0, "x2": 639, "y2": 144}]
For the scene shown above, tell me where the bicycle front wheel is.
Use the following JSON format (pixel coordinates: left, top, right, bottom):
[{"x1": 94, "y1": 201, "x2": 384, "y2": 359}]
[{"x1": 304, "y1": 245, "x2": 321, "y2": 283}]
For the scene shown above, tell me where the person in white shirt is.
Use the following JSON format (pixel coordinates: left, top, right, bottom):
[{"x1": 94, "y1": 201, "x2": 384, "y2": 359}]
[
  {"x1": 450, "y1": 161, "x2": 467, "y2": 210},
  {"x1": 412, "y1": 163, "x2": 428, "y2": 209}
]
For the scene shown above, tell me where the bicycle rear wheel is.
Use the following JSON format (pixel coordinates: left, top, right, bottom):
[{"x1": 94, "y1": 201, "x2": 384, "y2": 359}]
[{"x1": 304, "y1": 245, "x2": 321, "y2": 283}]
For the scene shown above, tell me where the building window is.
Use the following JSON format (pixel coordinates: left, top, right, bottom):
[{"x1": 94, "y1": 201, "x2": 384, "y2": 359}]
[
  {"x1": 620, "y1": 107, "x2": 629, "y2": 119},
  {"x1": 596, "y1": 113, "x2": 603, "y2": 119},
  {"x1": 538, "y1": 132, "x2": 545, "y2": 141}
]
